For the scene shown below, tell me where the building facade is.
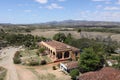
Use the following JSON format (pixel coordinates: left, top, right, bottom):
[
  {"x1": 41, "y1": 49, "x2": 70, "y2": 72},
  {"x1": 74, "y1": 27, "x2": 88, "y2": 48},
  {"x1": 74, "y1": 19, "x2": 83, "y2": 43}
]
[{"x1": 60, "y1": 61, "x2": 78, "y2": 73}]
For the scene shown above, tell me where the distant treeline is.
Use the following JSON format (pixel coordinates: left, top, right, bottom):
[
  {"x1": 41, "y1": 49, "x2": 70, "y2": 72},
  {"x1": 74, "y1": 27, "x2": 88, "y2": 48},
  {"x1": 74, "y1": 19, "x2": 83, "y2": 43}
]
[{"x1": 80, "y1": 28, "x2": 120, "y2": 34}]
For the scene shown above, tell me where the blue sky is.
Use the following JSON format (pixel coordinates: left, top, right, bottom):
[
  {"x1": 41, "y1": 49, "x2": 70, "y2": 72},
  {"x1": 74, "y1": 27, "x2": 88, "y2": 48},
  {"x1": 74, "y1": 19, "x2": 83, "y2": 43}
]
[{"x1": 1, "y1": 0, "x2": 120, "y2": 24}]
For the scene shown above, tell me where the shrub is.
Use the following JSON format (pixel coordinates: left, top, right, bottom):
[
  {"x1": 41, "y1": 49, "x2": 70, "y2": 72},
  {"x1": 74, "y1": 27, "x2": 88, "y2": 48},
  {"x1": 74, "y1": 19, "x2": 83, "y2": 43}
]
[
  {"x1": 13, "y1": 57, "x2": 21, "y2": 64},
  {"x1": 29, "y1": 59, "x2": 39, "y2": 66},
  {"x1": 39, "y1": 48, "x2": 45, "y2": 53},
  {"x1": 41, "y1": 60, "x2": 47, "y2": 65},
  {"x1": 70, "y1": 69, "x2": 79, "y2": 80},
  {"x1": 13, "y1": 51, "x2": 21, "y2": 64},
  {"x1": 0, "y1": 67, "x2": 7, "y2": 80},
  {"x1": 52, "y1": 66, "x2": 57, "y2": 70}
]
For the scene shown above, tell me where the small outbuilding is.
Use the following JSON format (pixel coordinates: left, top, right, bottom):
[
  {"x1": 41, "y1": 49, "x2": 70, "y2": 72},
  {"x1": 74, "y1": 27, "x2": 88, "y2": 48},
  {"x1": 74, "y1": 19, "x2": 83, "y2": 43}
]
[{"x1": 60, "y1": 61, "x2": 78, "y2": 73}]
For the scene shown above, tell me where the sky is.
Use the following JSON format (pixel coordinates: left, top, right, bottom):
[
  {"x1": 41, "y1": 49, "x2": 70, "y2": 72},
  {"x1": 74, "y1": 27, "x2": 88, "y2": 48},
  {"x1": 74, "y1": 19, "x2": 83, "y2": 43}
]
[{"x1": 1, "y1": 0, "x2": 120, "y2": 24}]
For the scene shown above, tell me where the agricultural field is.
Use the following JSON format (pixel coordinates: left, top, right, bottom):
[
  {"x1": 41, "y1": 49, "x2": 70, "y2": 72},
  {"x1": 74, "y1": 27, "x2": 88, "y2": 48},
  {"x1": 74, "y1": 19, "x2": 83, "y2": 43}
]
[{"x1": 24, "y1": 28, "x2": 120, "y2": 42}]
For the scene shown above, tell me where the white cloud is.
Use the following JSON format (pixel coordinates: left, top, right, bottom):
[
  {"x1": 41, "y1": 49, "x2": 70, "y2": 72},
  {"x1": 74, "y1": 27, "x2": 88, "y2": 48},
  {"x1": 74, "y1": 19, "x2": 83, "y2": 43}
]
[
  {"x1": 92, "y1": 0, "x2": 111, "y2": 4},
  {"x1": 92, "y1": 0, "x2": 107, "y2": 2},
  {"x1": 116, "y1": 0, "x2": 120, "y2": 4},
  {"x1": 24, "y1": 10, "x2": 32, "y2": 12},
  {"x1": 58, "y1": 0, "x2": 66, "y2": 2},
  {"x1": 104, "y1": 6, "x2": 120, "y2": 10},
  {"x1": 46, "y1": 3, "x2": 63, "y2": 9},
  {"x1": 35, "y1": 0, "x2": 48, "y2": 4},
  {"x1": 78, "y1": 11, "x2": 120, "y2": 21}
]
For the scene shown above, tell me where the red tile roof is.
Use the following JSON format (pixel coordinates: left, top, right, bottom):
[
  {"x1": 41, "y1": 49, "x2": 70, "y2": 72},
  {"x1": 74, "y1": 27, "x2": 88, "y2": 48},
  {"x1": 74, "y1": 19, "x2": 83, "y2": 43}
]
[
  {"x1": 79, "y1": 67, "x2": 120, "y2": 80},
  {"x1": 63, "y1": 61, "x2": 78, "y2": 70},
  {"x1": 40, "y1": 40, "x2": 79, "y2": 52}
]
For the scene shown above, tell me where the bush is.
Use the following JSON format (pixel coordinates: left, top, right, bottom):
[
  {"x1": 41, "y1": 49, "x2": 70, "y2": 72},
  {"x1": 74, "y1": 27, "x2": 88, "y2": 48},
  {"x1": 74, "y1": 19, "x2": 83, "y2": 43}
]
[
  {"x1": 41, "y1": 60, "x2": 47, "y2": 65},
  {"x1": 29, "y1": 59, "x2": 39, "y2": 66},
  {"x1": 0, "y1": 67, "x2": 7, "y2": 80},
  {"x1": 52, "y1": 66, "x2": 57, "y2": 70},
  {"x1": 13, "y1": 57, "x2": 21, "y2": 64},
  {"x1": 39, "y1": 48, "x2": 45, "y2": 53},
  {"x1": 70, "y1": 69, "x2": 79, "y2": 80},
  {"x1": 13, "y1": 51, "x2": 21, "y2": 64}
]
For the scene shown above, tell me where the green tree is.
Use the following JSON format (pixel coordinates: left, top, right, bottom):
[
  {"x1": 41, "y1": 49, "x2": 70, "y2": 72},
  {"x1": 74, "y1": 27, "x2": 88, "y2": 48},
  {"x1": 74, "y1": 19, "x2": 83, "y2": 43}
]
[
  {"x1": 39, "y1": 47, "x2": 45, "y2": 53},
  {"x1": 79, "y1": 48, "x2": 103, "y2": 73},
  {"x1": 53, "y1": 33, "x2": 66, "y2": 42},
  {"x1": 113, "y1": 55, "x2": 120, "y2": 70},
  {"x1": 70, "y1": 69, "x2": 79, "y2": 80},
  {"x1": 77, "y1": 28, "x2": 82, "y2": 37},
  {"x1": 65, "y1": 33, "x2": 73, "y2": 44}
]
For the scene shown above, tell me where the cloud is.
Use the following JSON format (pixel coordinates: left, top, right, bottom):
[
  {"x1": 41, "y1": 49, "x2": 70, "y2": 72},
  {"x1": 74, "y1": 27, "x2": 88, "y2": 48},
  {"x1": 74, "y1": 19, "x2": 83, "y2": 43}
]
[
  {"x1": 116, "y1": 0, "x2": 120, "y2": 4},
  {"x1": 35, "y1": 0, "x2": 48, "y2": 4},
  {"x1": 58, "y1": 0, "x2": 66, "y2": 2},
  {"x1": 78, "y1": 10, "x2": 120, "y2": 21},
  {"x1": 24, "y1": 10, "x2": 32, "y2": 12},
  {"x1": 104, "y1": 6, "x2": 120, "y2": 10},
  {"x1": 92, "y1": 0, "x2": 111, "y2": 4},
  {"x1": 92, "y1": 0, "x2": 107, "y2": 2},
  {"x1": 46, "y1": 3, "x2": 63, "y2": 9}
]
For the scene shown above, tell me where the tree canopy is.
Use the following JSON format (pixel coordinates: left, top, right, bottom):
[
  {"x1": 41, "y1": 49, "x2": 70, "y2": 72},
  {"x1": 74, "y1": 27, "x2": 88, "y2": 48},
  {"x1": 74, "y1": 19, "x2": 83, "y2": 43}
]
[
  {"x1": 53, "y1": 33, "x2": 66, "y2": 42},
  {"x1": 79, "y1": 48, "x2": 104, "y2": 73}
]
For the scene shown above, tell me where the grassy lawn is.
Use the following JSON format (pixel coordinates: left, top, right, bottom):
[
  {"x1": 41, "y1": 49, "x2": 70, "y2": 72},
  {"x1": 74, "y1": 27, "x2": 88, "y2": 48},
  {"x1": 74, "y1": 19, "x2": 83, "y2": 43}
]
[
  {"x1": 20, "y1": 49, "x2": 37, "y2": 57},
  {"x1": 19, "y1": 48, "x2": 52, "y2": 65},
  {"x1": 41, "y1": 56, "x2": 52, "y2": 63}
]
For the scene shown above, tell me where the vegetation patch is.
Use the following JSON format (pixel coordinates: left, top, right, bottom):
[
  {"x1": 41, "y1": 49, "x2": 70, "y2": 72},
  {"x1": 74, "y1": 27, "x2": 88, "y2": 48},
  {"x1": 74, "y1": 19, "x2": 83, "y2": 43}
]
[{"x1": 0, "y1": 67, "x2": 7, "y2": 80}]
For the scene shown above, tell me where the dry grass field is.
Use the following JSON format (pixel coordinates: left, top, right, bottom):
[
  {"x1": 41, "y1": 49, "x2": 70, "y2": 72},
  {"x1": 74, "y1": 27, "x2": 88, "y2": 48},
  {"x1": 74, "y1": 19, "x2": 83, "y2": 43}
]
[{"x1": 23, "y1": 29, "x2": 120, "y2": 42}]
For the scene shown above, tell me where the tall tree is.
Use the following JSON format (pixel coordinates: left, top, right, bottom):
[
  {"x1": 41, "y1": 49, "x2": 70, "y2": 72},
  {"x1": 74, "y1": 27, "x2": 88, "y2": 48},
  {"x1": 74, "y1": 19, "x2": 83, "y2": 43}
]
[
  {"x1": 53, "y1": 33, "x2": 66, "y2": 42},
  {"x1": 79, "y1": 48, "x2": 104, "y2": 73},
  {"x1": 77, "y1": 28, "x2": 82, "y2": 38}
]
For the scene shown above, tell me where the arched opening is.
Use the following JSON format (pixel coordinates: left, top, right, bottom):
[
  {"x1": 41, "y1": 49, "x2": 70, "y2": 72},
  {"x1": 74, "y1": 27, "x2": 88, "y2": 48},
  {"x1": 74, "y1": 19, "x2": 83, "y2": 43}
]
[
  {"x1": 75, "y1": 51, "x2": 78, "y2": 56},
  {"x1": 50, "y1": 50, "x2": 52, "y2": 53},
  {"x1": 56, "y1": 53, "x2": 62, "y2": 59},
  {"x1": 53, "y1": 52, "x2": 55, "y2": 55},
  {"x1": 64, "y1": 51, "x2": 70, "y2": 58}
]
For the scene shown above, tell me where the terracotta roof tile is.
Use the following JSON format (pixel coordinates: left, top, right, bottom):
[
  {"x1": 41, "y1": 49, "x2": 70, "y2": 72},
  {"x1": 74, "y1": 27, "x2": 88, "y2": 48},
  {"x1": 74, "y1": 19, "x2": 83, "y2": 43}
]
[
  {"x1": 63, "y1": 61, "x2": 78, "y2": 70},
  {"x1": 40, "y1": 40, "x2": 79, "y2": 52},
  {"x1": 79, "y1": 67, "x2": 120, "y2": 80}
]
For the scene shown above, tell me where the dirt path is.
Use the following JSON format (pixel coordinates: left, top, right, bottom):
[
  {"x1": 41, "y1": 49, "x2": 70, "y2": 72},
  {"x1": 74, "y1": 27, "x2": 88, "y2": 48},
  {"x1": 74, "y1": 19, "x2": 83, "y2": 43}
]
[
  {"x1": 0, "y1": 47, "x2": 20, "y2": 80},
  {"x1": 0, "y1": 47, "x2": 71, "y2": 80},
  {"x1": 16, "y1": 65, "x2": 38, "y2": 80}
]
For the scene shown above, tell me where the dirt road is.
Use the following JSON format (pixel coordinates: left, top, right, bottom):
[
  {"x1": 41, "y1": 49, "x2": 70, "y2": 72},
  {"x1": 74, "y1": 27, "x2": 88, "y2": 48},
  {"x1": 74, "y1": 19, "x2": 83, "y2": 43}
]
[
  {"x1": 0, "y1": 47, "x2": 71, "y2": 80},
  {"x1": 0, "y1": 47, "x2": 19, "y2": 80}
]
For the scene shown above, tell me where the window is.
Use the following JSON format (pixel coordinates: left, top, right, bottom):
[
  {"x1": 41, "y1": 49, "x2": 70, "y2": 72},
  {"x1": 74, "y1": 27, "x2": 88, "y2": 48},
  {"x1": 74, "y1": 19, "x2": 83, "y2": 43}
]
[
  {"x1": 64, "y1": 51, "x2": 69, "y2": 58},
  {"x1": 57, "y1": 53, "x2": 62, "y2": 59},
  {"x1": 75, "y1": 52, "x2": 78, "y2": 56},
  {"x1": 51, "y1": 50, "x2": 52, "y2": 53},
  {"x1": 53, "y1": 52, "x2": 55, "y2": 55}
]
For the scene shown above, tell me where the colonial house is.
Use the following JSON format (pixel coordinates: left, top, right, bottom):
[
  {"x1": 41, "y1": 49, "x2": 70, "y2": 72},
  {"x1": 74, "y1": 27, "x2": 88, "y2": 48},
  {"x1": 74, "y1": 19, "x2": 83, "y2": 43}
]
[
  {"x1": 60, "y1": 61, "x2": 78, "y2": 73},
  {"x1": 39, "y1": 40, "x2": 80, "y2": 62}
]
